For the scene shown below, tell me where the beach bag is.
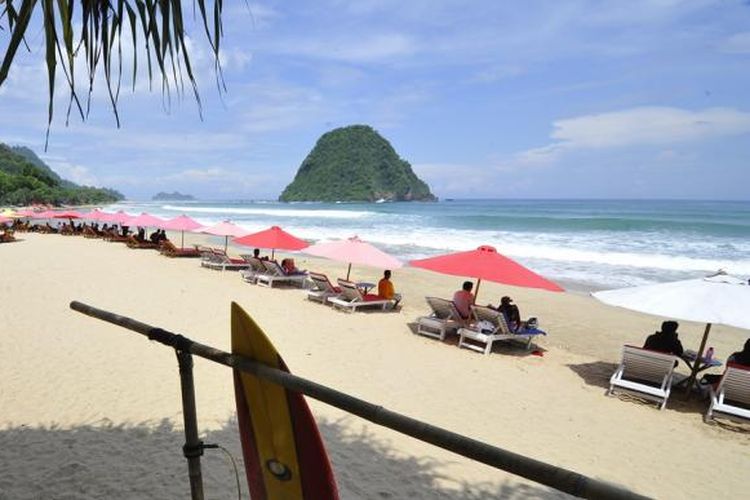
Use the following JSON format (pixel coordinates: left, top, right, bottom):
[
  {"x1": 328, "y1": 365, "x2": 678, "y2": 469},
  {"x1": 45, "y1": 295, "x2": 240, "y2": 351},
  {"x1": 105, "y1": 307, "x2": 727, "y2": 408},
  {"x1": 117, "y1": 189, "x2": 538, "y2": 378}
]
[{"x1": 477, "y1": 320, "x2": 495, "y2": 333}]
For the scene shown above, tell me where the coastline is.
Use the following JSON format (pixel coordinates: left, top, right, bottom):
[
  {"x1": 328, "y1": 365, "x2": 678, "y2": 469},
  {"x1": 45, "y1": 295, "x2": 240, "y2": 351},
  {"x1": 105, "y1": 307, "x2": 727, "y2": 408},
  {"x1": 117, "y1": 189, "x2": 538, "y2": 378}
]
[{"x1": 1, "y1": 232, "x2": 748, "y2": 499}]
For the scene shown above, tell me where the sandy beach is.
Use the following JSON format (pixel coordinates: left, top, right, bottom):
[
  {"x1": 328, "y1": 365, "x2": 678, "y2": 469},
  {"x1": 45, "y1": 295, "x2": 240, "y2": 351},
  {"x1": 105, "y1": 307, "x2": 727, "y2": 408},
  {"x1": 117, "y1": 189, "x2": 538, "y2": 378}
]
[{"x1": 1, "y1": 232, "x2": 748, "y2": 499}]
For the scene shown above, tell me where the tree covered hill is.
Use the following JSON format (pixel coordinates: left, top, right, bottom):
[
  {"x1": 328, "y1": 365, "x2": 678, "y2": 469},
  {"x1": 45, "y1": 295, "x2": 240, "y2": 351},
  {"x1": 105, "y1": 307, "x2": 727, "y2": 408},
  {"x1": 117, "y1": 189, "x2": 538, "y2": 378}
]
[
  {"x1": 0, "y1": 143, "x2": 123, "y2": 205},
  {"x1": 279, "y1": 125, "x2": 436, "y2": 202}
]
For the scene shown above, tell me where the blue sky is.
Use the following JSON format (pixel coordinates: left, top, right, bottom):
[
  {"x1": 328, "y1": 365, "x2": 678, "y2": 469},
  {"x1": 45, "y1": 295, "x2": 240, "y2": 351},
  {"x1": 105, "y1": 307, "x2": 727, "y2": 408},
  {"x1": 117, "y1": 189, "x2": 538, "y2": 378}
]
[{"x1": 1, "y1": 0, "x2": 749, "y2": 200}]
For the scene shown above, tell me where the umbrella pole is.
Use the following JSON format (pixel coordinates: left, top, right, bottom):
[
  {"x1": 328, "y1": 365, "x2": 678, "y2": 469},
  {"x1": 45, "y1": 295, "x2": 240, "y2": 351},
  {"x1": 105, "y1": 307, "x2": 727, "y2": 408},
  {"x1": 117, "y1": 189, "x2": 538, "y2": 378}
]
[
  {"x1": 271, "y1": 249, "x2": 275, "y2": 260},
  {"x1": 346, "y1": 263, "x2": 352, "y2": 281},
  {"x1": 685, "y1": 323, "x2": 712, "y2": 396},
  {"x1": 181, "y1": 231, "x2": 185, "y2": 250},
  {"x1": 474, "y1": 278, "x2": 482, "y2": 303},
  {"x1": 224, "y1": 236, "x2": 228, "y2": 253}
]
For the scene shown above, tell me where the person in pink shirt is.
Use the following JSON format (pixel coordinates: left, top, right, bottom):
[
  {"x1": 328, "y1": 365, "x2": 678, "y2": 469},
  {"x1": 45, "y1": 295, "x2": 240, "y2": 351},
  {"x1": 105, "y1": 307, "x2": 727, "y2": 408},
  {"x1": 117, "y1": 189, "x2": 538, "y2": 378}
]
[{"x1": 452, "y1": 281, "x2": 475, "y2": 319}]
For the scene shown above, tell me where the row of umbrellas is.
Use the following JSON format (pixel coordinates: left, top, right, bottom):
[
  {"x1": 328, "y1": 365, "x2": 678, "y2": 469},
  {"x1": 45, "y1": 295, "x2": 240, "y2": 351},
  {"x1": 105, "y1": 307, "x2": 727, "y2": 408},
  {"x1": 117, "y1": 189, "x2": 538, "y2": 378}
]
[{"x1": 6, "y1": 208, "x2": 748, "y2": 365}]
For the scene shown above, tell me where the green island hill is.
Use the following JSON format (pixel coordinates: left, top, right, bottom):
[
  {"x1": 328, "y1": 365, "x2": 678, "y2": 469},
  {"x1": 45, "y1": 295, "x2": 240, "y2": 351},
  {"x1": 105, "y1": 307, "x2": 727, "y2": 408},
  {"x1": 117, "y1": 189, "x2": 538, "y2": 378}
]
[
  {"x1": 279, "y1": 125, "x2": 436, "y2": 202},
  {"x1": 152, "y1": 191, "x2": 195, "y2": 201},
  {"x1": 0, "y1": 143, "x2": 123, "y2": 206}
]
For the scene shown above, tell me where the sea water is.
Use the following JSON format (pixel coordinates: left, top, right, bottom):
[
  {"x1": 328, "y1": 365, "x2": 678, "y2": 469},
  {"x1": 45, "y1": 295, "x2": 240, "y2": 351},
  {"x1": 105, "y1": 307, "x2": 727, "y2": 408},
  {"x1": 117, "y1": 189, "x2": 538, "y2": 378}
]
[{"x1": 107, "y1": 199, "x2": 750, "y2": 291}]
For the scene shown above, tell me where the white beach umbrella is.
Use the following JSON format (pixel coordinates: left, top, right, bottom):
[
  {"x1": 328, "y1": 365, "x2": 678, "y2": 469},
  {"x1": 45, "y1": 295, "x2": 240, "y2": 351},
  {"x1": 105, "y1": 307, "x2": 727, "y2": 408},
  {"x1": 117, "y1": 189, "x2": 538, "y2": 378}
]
[{"x1": 593, "y1": 272, "x2": 750, "y2": 388}]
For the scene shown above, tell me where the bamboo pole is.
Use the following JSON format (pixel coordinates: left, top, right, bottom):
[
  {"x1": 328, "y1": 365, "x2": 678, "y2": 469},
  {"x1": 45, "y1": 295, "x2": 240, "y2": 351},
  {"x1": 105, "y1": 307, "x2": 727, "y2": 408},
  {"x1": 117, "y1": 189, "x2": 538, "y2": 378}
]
[{"x1": 69, "y1": 301, "x2": 651, "y2": 500}]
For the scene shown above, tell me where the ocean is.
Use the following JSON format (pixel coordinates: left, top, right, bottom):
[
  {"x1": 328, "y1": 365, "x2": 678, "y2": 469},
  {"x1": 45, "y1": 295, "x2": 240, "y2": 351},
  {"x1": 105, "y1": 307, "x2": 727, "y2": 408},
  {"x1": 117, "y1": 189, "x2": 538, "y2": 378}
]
[{"x1": 105, "y1": 199, "x2": 750, "y2": 291}]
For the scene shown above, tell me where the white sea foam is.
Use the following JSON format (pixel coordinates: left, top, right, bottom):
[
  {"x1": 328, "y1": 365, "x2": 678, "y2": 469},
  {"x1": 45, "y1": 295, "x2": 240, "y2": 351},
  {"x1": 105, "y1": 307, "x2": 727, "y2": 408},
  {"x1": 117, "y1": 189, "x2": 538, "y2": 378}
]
[{"x1": 160, "y1": 205, "x2": 372, "y2": 219}]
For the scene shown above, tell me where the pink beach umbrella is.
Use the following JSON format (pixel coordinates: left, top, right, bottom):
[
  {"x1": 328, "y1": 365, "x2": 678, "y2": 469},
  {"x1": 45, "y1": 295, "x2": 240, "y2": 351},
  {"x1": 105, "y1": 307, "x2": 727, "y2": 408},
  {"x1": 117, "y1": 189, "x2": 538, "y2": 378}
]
[
  {"x1": 80, "y1": 209, "x2": 107, "y2": 221},
  {"x1": 0, "y1": 215, "x2": 12, "y2": 225},
  {"x1": 33, "y1": 210, "x2": 56, "y2": 219},
  {"x1": 304, "y1": 235, "x2": 402, "y2": 280},
  {"x1": 198, "y1": 220, "x2": 249, "y2": 252},
  {"x1": 15, "y1": 209, "x2": 36, "y2": 217},
  {"x1": 161, "y1": 215, "x2": 204, "y2": 249},
  {"x1": 127, "y1": 212, "x2": 165, "y2": 228},
  {"x1": 106, "y1": 210, "x2": 134, "y2": 225}
]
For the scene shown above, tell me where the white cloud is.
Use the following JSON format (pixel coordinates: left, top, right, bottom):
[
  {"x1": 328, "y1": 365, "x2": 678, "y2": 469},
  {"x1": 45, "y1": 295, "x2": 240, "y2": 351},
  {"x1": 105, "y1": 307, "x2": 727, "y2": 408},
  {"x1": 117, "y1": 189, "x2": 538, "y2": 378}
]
[
  {"x1": 41, "y1": 157, "x2": 101, "y2": 186},
  {"x1": 517, "y1": 106, "x2": 750, "y2": 163},
  {"x1": 266, "y1": 33, "x2": 418, "y2": 63},
  {"x1": 719, "y1": 32, "x2": 750, "y2": 54}
]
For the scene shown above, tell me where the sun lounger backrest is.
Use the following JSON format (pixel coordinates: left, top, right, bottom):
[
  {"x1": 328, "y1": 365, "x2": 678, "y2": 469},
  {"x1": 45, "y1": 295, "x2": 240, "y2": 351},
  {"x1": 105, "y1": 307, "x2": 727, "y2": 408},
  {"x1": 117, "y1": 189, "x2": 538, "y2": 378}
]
[
  {"x1": 261, "y1": 260, "x2": 285, "y2": 276},
  {"x1": 470, "y1": 306, "x2": 512, "y2": 334},
  {"x1": 620, "y1": 346, "x2": 677, "y2": 385},
  {"x1": 425, "y1": 297, "x2": 458, "y2": 320},
  {"x1": 310, "y1": 272, "x2": 336, "y2": 292},
  {"x1": 718, "y1": 364, "x2": 750, "y2": 406},
  {"x1": 336, "y1": 279, "x2": 363, "y2": 301}
]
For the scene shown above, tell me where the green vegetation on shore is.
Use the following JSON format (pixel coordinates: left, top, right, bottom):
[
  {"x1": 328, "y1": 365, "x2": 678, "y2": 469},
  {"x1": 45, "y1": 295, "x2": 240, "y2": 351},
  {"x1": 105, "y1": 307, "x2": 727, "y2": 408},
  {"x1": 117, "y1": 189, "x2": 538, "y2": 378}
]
[
  {"x1": 0, "y1": 143, "x2": 123, "y2": 205},
  {"x1": 279, "y1": 125, "x2": 436, "y2": 202}
]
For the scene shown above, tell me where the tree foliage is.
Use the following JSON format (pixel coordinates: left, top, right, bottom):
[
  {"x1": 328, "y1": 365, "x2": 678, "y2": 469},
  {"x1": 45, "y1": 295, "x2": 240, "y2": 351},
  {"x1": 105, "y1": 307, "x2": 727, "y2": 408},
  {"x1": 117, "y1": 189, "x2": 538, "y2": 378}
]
[
  {"x1": 0, "y1": 142, "x2": 123, "y2": 204},
  {"x1": 0, "y1": 0, "x2": 224, "y2": 146},
  {"x1": 280, "y1": 125, "x2": 436, "y2": 202}
]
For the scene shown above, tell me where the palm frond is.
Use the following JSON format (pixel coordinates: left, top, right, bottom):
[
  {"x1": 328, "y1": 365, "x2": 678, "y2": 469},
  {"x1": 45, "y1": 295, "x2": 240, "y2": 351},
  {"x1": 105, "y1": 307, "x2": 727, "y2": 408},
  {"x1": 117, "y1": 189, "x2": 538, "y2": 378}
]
[{"x1": 0, "y1": 0, "x2": 224, "y2": 148}]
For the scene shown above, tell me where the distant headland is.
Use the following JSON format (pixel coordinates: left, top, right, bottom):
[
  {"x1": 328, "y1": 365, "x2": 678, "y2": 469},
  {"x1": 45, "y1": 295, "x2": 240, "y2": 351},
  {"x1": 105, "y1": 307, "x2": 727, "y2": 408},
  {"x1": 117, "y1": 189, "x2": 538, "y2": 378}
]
[
  {"x1": 152, "y1": 191, "x2": 195, "y2": 201},
  {"x1": 279, "y1": 125, "x2": 436, "y2": 202}
]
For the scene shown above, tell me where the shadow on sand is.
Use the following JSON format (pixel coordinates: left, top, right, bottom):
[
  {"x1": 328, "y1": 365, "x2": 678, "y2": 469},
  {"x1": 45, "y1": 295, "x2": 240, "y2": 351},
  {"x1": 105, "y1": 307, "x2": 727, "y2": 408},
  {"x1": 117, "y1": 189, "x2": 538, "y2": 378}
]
[
  {"x1": 405, "y1": 322, "x2": 548, "y2": 358},
  {"x1": 0, "y1": 415, "x2": 571, "y2": 499},
  {"x1": 566, "y1": 361, "x2": 750, "y2": 433}
]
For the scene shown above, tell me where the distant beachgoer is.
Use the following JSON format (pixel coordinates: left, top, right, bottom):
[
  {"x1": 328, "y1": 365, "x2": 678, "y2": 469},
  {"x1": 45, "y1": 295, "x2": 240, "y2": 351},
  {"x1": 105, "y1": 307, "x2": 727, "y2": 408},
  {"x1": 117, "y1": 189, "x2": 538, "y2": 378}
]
[
  {"x1": 643, "y1": 321, "x2": 684, "y2": 356},
  {"x1": 494, "y1": 296, "x2": 522, "y2": 331},
  {"x1": 378, "y1": 270, "x2": 402, "y2": 307},
  {"x1": 452, "y1": 281, "x2": 475, "y2": 320},
  {"x1": 149, "y1": 229, "x2": 160, "y2": 243}
]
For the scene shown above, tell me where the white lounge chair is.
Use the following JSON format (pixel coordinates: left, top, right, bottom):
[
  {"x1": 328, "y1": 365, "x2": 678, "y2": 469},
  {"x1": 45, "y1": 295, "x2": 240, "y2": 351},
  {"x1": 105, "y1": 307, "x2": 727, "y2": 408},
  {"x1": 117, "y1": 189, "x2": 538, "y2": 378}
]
[
  {"x1": 704, "y1": 363, "x2": 750, "y2": 424},
  {"x1": 328, "y1": 279, "x2": 393, "y2": 312},
  {"x1": 458, "y1": 305, "x2": 545, "y2": 355},
  {"x1": 202, "y1": 250, "x2": 251, "y2": 271},
  {"x1": 239, "y1": 256, "x2": 268, "y2": 284},
  {"x1": 416, "y1": 297, "x2": 464, "y2": 341},
  {"x1": 307, "y1": 272, "x2": 342, "y2": 303},
  {"x1": 608, "y1": 345, "x2": 678, "y2": 410},
  {"x1": 255, "y1": 260, "x2": 309, "y2": 288}
]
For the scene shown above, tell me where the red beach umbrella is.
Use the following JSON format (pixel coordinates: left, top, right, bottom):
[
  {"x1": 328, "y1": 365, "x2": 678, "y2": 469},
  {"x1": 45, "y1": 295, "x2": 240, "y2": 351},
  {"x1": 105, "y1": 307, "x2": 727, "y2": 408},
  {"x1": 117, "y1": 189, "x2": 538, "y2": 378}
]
[
  {"x1": 161, "y1": 215, "x2": 205, "y2": 249},
  {"x1": 409, "y1": 245, "x2": 564, "y2": 298},
  {"x1": 53, "y1": 210, "x2": 83, "y2": 219},
  {"x1": 303, "y1": 235, "x2": 402, "y2": 280},
  {"x1": 127, "y1": 212, "x2": 165, "y2": 228},
  {"x1": 198, "y1": 220, "x2": 249, "y2": 252},
  {"x1": 233, "y1": 225, "x2": 309, "y2": 259}
]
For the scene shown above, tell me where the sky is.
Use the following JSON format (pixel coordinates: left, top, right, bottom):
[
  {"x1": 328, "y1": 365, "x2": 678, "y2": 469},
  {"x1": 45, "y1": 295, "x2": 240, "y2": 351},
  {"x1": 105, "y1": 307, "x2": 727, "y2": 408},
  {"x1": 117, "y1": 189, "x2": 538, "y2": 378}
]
[{"x1": 1, "y1": 0, "x2": 749, "y2": 200}]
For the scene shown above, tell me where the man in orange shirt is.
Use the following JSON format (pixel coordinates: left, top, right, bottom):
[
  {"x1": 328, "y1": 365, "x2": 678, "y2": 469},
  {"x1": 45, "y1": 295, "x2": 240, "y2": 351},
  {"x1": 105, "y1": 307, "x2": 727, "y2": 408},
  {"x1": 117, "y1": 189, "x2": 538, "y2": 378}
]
[{"x1": 378, "y1": 270, "x2": 402, "y2": 307}]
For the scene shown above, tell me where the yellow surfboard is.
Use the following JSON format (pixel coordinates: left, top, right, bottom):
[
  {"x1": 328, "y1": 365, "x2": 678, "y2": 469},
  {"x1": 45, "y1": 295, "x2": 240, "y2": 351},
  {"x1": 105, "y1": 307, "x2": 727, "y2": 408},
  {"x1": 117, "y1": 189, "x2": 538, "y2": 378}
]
[{"x1": 231, "y1": 302, "x2": 338, "y2": 500}]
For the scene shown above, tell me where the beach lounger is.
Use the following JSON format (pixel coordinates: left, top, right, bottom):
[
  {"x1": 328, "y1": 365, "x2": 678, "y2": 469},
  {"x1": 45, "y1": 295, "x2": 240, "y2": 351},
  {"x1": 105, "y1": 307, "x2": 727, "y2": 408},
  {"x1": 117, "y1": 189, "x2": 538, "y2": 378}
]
[
  {"x1": 0, "y1": 229, "x2": 15, "y2": 243},
  {"x1": 159, "y1": 240, "x2": 202, "y2": 258},
  {"x1": 328, "y1": 279, "x2": 393, "y2": 312},
  {"x1": 82, "y1": 227, "x2": 100, "y2": 239},
  {"x1": 254, "y1": 260, "x2": 309, "y2": 288},
  {"x1": 239, "y1": 256, "x2": 268, "y2": 283},
  {"x1": 202, "y1": 250, "x2": 250, "y2": 271},
  {"x1": 458, "y1": 305, "x2": 546, "y2": 355},
  {"x1": 416, "y1": 297, "x2": 464, "y2": 341},
  {"x1": 306, "y1": 272, "x2": 342, "y2": 303},
  {"x1": 704, "y1": 363, "x2": 750, "y2": 424},
  {"x1": 608, "y1": 345, "x2": 678, "y2": 410},
  {"x1": 126, "y1": 235, "x2": 159, "y2": 249}
]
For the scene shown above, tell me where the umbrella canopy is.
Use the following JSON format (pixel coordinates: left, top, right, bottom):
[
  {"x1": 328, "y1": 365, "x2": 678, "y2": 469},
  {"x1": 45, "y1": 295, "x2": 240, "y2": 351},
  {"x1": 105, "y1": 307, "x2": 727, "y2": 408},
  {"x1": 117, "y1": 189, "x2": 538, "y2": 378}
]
[
  {"x1": 0, "y1": 215, "x2": 12, "y2": 224},
  {"x1": 53, "y1": 210, "x2": 83, "y2": 219},
  {"x1": 304, "y1": 236, "x2": 402, "y2": 280},
  {"x1": 1, "y1": 209, "x2": 19, "y2": 218},
  {"x1": 593, "y1": 272, "x2": 750, "y2": 391},
  {"x1": 127, "y1": 212, "x2": 165, "y2": 228},
  {"x1": 80, "y1": 209, "x2": 107, "y2": 221},
  {"x1": 409, "y1": 245, "x2": 564, "y2": 297},
  {"x1": 32, "y1": 210, "x2": 57, "y2": 219},
  {"x1": 198, "y1": 220, "x2": 249, "y2": 251},
  {"x1": 102, "y1": 210, "x2": 134, "y2": 225},
  {"x1": 14, "y1": 209, "x2": 37, "y2": 217},
  {"x1": 161, "y1": 215, "x2": 205, "y2": 249},
  {"x1": 233, "y1": 225, "x2": 309, "y2": 259}
]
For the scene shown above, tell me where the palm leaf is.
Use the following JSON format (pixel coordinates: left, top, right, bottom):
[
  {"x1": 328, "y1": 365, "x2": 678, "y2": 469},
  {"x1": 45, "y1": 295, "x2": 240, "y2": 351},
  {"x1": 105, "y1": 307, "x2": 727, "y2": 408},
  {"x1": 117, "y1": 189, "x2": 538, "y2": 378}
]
[{"x1": 0, "y1": 0, "x2": 224, "y2": 147}]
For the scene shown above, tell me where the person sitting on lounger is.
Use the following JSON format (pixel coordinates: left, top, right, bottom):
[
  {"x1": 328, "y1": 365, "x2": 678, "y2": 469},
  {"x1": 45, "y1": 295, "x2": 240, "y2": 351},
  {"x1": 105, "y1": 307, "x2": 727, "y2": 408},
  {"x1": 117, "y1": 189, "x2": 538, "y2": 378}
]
[
  {"x1": 281, "y1": 258, "x2": 305, "y2": 275},
  {"x1": 643, "y1": 320, "x2": 684, "y2": 356},
  {"x1": 253, "y1": 248, "x2": 269, "y2": 260},
  {"x1": 452, "y1": 281, "x2": 475, "y2": 320},
  {"x1": 728, "y1": 338, "x2": 750, "y2": 366},
  {"x1": 378, "y1": 270, "x2": 402, "y2": 307},
  {"x1": 492, "y1": 296, "x2": 522, "y2": 331},
  {"x1": 149, "y1": 229, "x2": 161, "y2": 243}
]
